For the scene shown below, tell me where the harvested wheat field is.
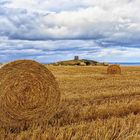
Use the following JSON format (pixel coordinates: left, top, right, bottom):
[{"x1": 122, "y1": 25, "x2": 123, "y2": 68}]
[{"x1": 0, "y1": 65, "x2": 140, "y2": 140}]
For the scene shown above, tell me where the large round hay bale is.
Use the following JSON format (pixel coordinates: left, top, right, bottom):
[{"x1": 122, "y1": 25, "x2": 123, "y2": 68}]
[
  {"x1": 0, "y1": 60, "x2": 61, "y2": 129},
  {"x1": 107, "y1": 64, "x2": 121, "y2": 74}
]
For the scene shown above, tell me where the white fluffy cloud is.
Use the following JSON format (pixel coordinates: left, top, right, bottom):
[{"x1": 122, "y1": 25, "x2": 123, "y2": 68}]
[
  {"x1": 0, "y1": 0, "x2": 139, "y2": 41},
  {"x1": 0, "y1": 0, "x2": 140, "y2": 62}
]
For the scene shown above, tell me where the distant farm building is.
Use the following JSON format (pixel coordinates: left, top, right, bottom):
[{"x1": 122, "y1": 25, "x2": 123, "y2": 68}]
[{"x1": 74, "y1": 56, "x2": 79, "y2": 60}]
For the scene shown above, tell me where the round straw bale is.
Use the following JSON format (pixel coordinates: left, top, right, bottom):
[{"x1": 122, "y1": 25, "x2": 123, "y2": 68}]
[
  {"x1": 0, "y1": 60, "x2": 61, "y2": 129},
  {"x1": 107, "y1": 64, "x2": 121, "y2": 74}
]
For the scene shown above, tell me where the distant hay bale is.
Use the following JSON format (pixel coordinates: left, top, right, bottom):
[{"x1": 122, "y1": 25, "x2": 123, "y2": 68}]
[
  {"x1": 107, "y1": 64, "x2": 121, "y2": 74},
  {"x1": 102, "y1": 62, "x2": 109, "y2": 66},
  {"x1": 0, "y1": 60, "x2": 61, "y2": 129},
  {"x1": 79, "y1": 62, "x2": 86, "y2": 66}
]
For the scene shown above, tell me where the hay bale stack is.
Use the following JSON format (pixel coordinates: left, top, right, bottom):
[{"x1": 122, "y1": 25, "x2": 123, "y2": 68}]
[
  {"x1": 107, "y1": 64, "x2": 121, "y2": 74},
  {"x1": 0, "y1": 60, "x2": 61, "y2": 129}
]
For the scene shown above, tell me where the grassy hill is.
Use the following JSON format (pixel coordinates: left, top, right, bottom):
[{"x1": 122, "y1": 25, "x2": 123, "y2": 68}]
[{"x1": 48, "y1": 59, "x2": 109, "y2": 66}]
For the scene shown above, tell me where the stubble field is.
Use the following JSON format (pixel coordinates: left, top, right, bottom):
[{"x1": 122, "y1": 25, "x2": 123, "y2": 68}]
[{"x1": 1, "y1": 66, "x2": 140, "y2": 140}]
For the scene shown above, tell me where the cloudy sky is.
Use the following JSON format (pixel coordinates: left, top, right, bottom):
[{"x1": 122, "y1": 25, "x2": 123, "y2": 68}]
[{"x1": 0, "y1": 0, "x2": 140, "y2": 63}]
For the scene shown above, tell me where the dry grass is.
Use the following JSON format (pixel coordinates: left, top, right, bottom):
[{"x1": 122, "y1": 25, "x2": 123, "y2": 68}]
[{"x1": 0, "y1": 65, "x2": 140, "y2": 139}]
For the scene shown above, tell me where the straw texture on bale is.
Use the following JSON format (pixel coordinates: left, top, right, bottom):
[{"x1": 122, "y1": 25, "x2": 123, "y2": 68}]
[
  {"x1": 0, "y1": 60, "x2": 60, "y2": 129},
  {"x1": 107, "y1": 64, "x2": 121, "y2": 74}
]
